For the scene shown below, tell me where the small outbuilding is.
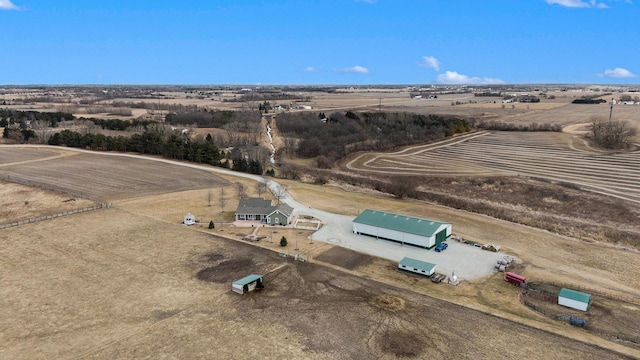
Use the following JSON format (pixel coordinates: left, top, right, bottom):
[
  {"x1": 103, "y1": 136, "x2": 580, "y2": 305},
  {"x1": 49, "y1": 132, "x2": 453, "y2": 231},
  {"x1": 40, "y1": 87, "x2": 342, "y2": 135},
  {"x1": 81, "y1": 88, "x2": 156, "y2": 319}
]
[
  {"x1": 232, "y1": 274, "x2": 264, "y2": 294},
  {"x1": 398, "y1": 257, "x2": 436, "y2": 277},
  {"x1": 183, "y1": 213, "x2": 196, "y2": 225},
  {"x1": 353, "y1": 209, "x2": 451, "y2": 249},
  {"x1": 558, "y1": 288, "x2": 592, "y2": 312}
]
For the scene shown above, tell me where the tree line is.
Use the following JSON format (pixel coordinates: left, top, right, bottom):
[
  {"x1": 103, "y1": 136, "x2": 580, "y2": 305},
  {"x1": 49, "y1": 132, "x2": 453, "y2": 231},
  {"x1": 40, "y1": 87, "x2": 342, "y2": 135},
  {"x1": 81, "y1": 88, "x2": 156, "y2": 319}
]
[
  {"x1": 46, "y1": 129, "x2": 268, "y2": 175},
  {"x1": 165, "y1": 109, "x2": 261, "y2": 129},
  {"x1": 276, "y1": 111, "x2": 472, "y2": 167},
  {"x1": 1, "y1": 109, "x2": 74, "y2": 127},
  {"x1": 475, "y1": 120, "x2": 562, "y2": 132}
]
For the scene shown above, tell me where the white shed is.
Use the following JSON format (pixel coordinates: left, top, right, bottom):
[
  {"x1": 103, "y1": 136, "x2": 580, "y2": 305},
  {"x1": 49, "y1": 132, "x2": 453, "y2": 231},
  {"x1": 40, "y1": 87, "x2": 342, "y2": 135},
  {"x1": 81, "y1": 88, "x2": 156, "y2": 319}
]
[
  {"x1": 398, "y1": 257, "x2": 436, "y2": 277},
  {"x1": 183, "y1": 213, "x2": 195, "y2": 226},
  {"x1": 558, "y1": 288, "x2": 592, "y2": 312}
]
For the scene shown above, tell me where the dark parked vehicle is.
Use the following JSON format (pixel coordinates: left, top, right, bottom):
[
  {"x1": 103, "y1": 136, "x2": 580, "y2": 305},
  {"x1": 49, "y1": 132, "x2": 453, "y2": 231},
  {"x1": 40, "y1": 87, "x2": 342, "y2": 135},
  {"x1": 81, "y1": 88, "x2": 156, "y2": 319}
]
[{"x1": 434, "y1": 242, "x2": 448, "y2": 252}]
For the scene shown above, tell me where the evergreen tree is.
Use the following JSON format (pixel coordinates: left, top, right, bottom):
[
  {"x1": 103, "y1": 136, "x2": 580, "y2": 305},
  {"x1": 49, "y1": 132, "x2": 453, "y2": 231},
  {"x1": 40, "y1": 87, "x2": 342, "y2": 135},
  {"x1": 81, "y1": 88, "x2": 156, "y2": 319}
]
[
  {"x1": 280, "y1": 236, "x2": 288, "y2": 247},
  {"x1": 208, "y1": 220, "x2": 215, "y2": 229}
]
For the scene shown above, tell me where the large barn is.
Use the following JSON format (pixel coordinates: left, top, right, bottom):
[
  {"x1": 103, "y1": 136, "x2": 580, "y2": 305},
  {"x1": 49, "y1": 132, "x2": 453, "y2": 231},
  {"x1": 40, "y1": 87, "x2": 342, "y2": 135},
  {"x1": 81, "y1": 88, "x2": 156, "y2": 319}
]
[{"x1": 352, "y1": 209, "x2": 451, "y2": 249}]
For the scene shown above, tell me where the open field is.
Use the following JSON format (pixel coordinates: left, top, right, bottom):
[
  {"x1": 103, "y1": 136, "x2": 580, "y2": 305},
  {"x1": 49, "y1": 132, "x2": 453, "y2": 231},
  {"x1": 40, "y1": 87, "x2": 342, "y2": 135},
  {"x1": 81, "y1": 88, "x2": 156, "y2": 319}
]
[
  {"x1": 347, "y1": 130, "x2": 640, "y2": 204},
  {"x1": 0, "y1": 148, "x2": 62, "y2": 164},
  {"x1": 0, "y1": 181, "x2": 96, "y2": 223},
  {"x1": 8, "y1": 87, "x2": 639, "y2": 128},
  {"x1": 0, "y1": 146, "x2": 639, "y2": 357},
  {"x1": 2, "y1": 97, "x2": 640, "y2": 356},
  {"x1": 0, "y1": 208, "x2": 635, "y2": 359},
  {"x1": 0, "y1": 151, "x2": 231, "y2": 201}
]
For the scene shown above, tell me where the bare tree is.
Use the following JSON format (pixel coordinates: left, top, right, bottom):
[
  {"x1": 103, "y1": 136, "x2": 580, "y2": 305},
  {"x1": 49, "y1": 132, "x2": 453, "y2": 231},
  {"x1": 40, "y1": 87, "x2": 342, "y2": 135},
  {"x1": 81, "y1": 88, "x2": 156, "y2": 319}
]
[
  {"x1": 273, "y1": 185, "x2": 287, "y2": 204},
  {"x1": 256, "y1": 178, "x2": 267, "y2": 198},
  {"x1": 207, "y1": 190, "x2": 213, "y2": 207},
  {"x1": 236, "y1": 182, "x2": 246, "y2": 199},
  {"x1": 219, "y1": 187, "x2": 227, "y2": 213},
  {"x1": 591, "y1": 117, "x2": 637, "y2": 149}
]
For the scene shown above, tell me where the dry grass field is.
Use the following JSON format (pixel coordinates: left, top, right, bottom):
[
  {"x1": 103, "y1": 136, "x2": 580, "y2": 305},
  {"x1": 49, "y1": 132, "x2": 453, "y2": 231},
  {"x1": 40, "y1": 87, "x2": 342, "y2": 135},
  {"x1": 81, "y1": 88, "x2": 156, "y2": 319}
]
[
  {"x1": 2, "y1": 87, "x2": 640, "y2": 358},
  {"x1": 1, "y1": 208, "x2": 635, "y2": 359},
  {"x1": 1, "y1": 146, "x2": 639, "y2": 358}
]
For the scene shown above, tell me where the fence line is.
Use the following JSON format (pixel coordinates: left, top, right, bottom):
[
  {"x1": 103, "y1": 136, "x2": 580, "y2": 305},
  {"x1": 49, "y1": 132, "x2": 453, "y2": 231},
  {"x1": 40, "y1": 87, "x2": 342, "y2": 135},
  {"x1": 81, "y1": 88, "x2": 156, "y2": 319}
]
[
  {"x1": 0, "y1": 174, "x2": 112, "y2": 230},
  {"x1": 0, "y1": 202, "x2": 112, "y2": 230},
  {"x1": 520, "y1": 290, "x2": 640, "y2": 348},
  {"x1": 544, "y1": 280, "x2": 640, "y2": 306}
]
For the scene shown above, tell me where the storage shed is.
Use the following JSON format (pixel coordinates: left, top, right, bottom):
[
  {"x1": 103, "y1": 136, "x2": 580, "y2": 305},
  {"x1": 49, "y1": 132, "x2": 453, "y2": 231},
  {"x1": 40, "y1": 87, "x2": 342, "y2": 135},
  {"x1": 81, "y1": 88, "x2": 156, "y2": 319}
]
[
  {"x1": 558, "y1": 288, "x2": 592, "y2": 312},
  {"x1": 398, "y1": 257, "x2": 436, "y2": 276},
  {"x1": 353, "y1": 209, "x2": 451, "y2": 249},
  {"x1": 232, "y1": 274, "x2": 264, "y2": 294},
  {"x1": 183, "y1": 213, "x2": 195, "y2": 225}
]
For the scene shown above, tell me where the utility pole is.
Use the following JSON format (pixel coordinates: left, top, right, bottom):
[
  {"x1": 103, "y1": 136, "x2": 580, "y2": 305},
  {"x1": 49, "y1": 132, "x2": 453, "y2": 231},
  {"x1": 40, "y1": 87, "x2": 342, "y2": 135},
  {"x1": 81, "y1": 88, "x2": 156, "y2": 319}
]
[{"x1": 609, "y1": 98, "x2": 614, "y2": 122}]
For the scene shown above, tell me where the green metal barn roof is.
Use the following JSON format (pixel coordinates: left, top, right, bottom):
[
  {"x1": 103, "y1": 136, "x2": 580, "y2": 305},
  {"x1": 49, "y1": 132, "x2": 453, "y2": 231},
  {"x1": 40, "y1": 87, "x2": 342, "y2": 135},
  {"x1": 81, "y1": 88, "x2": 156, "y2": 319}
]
[
  {"x1": 353, "y1": 209, "x2": 450, "y2": 237},
  {"x1": 559, "y1": 288, "x2": 591, "y2": 303},
  {"x1": 399, "y1": 257, "x2": 436, "y2": 272},
  {"x1": 233, "y1": 274, "x2": 263, "y2": 286}
]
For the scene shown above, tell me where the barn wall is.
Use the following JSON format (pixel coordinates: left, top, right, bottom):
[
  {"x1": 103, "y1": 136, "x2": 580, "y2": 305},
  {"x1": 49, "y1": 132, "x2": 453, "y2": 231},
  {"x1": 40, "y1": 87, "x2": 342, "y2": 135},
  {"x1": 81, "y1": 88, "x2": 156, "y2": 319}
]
[
  {"x1": 403, "y1": 232, "x2": 432, "y2": 248},
  {"x1": 398, "y1": 264, "x2": 435, "y2": 276},
  {"x1": 353, "y1": 223, "x2": 432, "y2": 248},
  {"x1": 378, "y1": 227, "x2": 404, "y2": 242},
  {"x1": 353, "y1": 223, "x2": 378, "y2": 237},
  {"x1": 558, "y1": 297, "x2": 588, "y2": 311}
]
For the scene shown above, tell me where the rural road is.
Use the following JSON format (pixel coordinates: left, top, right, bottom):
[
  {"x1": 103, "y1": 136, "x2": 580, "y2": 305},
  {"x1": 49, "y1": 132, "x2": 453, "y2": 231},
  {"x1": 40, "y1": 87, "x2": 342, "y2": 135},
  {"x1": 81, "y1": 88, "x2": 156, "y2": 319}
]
[{"x1": 1, "y1": 145, "x2": 503, "y2": 279}]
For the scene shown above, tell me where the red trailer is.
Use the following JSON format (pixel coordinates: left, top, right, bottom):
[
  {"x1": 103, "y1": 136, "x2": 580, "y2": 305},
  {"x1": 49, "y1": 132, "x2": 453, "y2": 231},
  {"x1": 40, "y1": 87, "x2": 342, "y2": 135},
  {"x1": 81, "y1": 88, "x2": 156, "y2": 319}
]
[{"x1": 504, "y1": 272, "x2": 526, "y2": 286}]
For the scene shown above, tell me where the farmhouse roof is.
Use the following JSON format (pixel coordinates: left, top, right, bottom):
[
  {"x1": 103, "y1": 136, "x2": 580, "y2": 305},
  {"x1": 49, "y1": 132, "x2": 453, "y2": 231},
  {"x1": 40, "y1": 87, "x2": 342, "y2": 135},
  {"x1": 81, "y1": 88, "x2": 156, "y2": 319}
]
[
  {"x1": 271, "y1": 204, "x2": 293, "y2": 217},
  {"x1": 399, "y1": 257, "x2": 436, "y2": 272},
  {"x1": 236, "y1": 198, "x2": 275, "y2": 215},
  {"x1": 353, "y1": 209, "x2": 450, "y2": 237},
  {"x1": 233, "y1": 274, "x2": 263, "y2": 286},
  {"x1": 559, "y1": 288, "x2": 591, "y2": 303}
]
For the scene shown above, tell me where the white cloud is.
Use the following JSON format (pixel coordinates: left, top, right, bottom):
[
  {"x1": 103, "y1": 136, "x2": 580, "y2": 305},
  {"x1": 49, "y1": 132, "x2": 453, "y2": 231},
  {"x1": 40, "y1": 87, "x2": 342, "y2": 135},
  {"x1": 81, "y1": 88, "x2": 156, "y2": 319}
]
[
  {"x1": 338, "y1": 65, "x2": 369, "y2": 74},
  {"x1": 304, "y1": 66, "x2": 319, "y2": 72},
  {"x1": 437, "y1": 71, "x2": 505, "y2": 85},
  {"x1": 599, "y1": 67, "x2": 637, "y2": 78},
  {"x1": 418, "y1": 56, "x2": 440, "y2": 71},
  {"x1": 545, "y1": 0, "x2": 620, "y2": 7},
  {"x1": 0, "y1": 0, "x2": 20, "y2": 10}
]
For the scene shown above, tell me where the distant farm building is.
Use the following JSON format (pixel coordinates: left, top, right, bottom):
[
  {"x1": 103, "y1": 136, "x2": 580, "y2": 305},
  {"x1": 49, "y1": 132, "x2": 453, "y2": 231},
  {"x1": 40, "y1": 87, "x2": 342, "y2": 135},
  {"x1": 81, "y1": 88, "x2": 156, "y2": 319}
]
[
  {"x1": 183, "y1": 213, "x2": 195, "y2": 225},
  {"x1": 235, "y1": 198, "x2": 293, "y2": 225},
  {"x1": 558, "y1": 288, "x2": 592, "y2": 312},
  {"x1": 352, "y1": 209, "x2": 451, "y2": 249},
  {"x1": 398, "y1": 257, "x2": 436, "y2": 277},
  {"x1": 232, "y1": 274, "x2": 264, "y2": 294}
]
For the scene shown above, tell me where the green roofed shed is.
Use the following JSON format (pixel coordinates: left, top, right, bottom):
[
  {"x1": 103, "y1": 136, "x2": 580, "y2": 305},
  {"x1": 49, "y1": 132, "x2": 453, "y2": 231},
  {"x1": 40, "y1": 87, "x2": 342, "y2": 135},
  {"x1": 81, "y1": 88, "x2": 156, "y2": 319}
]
[
  {"x1": 353, "y1": 209, "x2": 451, "y2": 249},
  {"x1": 558, "y1": 288, "x2": 592, "y2": 311},
  {"x1": 398, "y1": 257, "x2": 436, "y2": 276},
  {"x1": 232, "y1": 274, "x2": 264, "y2": 294}
]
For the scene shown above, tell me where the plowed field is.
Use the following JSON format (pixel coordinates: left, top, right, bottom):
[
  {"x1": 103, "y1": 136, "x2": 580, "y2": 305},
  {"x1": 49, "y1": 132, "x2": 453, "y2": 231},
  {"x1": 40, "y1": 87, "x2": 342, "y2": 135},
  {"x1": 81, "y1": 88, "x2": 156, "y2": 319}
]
[{"x1": 347, "y1": 131, "x2": 640, "y2": 204}]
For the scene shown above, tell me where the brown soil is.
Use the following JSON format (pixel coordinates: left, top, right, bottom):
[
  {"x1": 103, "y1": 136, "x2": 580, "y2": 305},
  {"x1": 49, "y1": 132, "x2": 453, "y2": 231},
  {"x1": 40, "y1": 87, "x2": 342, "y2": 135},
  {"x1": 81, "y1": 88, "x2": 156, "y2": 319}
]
[
  {"x1": 314, "y1": 246, "x2": 374, "y2": 270},
  {"x1": 0, "y1": 152, "x2": 231, "y2": 201}
]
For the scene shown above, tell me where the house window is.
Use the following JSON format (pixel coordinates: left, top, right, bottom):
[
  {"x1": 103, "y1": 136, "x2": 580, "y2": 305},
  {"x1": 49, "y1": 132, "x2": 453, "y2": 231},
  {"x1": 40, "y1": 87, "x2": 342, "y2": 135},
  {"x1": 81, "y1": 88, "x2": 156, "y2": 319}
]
[{"x1": 275, "y1": 217, "x2": 280, "y2": 224}]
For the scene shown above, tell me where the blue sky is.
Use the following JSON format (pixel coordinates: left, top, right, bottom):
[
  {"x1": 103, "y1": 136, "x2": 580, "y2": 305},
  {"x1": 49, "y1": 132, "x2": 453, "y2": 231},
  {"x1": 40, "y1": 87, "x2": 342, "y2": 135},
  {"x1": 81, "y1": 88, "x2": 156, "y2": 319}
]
[{"x1": 1, "y1": 0, "x2": 638, "y2": 85}]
